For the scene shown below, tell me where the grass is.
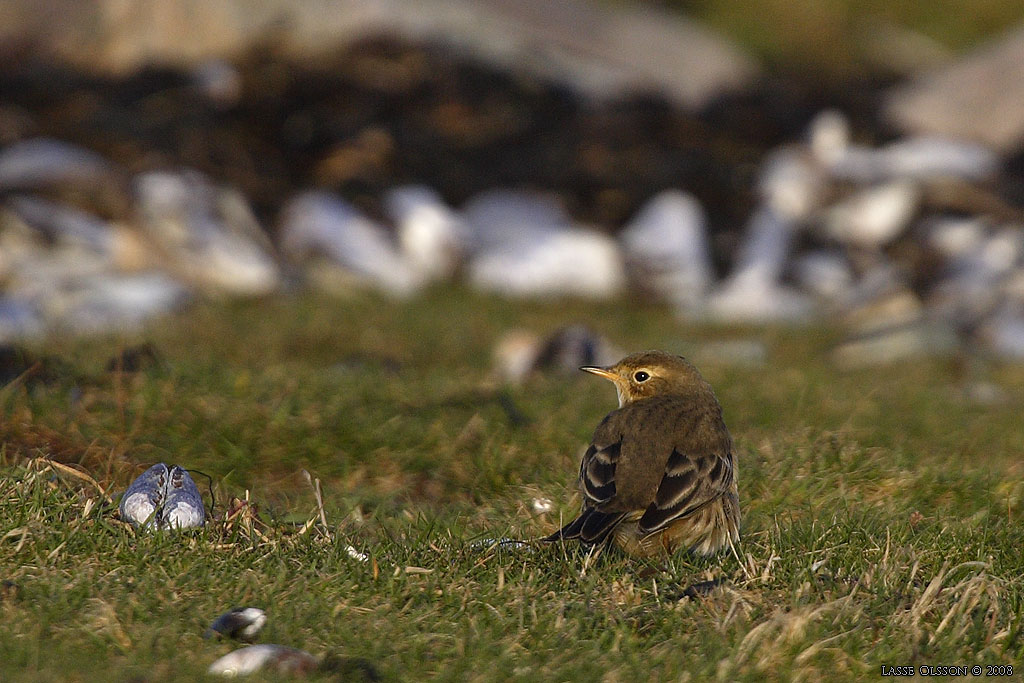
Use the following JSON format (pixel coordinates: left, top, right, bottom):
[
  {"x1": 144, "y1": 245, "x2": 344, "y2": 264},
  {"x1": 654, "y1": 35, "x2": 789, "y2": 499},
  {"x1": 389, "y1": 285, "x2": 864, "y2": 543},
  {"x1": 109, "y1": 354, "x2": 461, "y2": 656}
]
[{"x1": 2, "y1": 287, "x2": 1023, "y2": 680}]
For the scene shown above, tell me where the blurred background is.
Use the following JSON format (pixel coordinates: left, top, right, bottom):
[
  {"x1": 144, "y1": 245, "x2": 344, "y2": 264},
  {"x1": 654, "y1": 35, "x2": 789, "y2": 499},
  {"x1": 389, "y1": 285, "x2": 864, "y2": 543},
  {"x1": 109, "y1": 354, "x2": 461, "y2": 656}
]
[{"x1": 3, "y1": 0, "x2": 1024, "y2": 366}]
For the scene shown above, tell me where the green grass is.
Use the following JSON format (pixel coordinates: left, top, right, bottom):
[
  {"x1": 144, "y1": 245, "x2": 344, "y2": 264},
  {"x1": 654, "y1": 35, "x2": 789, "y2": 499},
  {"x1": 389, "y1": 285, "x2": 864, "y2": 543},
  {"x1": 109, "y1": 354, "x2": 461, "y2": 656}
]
[{"x1": 2, "y1": 288, "x2": 1023, "y2": 680}]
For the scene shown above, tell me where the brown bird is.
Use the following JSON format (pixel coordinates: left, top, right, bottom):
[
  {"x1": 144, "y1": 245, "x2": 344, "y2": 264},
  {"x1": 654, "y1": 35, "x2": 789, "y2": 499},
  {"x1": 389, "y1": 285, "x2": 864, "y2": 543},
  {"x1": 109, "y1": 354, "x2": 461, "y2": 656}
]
[{"x1": 545, "y1": 350, "x2": 739, "y2": 557}]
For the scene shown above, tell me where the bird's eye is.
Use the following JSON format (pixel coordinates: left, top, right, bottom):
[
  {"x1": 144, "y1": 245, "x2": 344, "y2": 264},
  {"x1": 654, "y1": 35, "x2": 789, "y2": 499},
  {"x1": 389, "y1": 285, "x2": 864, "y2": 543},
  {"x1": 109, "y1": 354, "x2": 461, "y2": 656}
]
[{"x1": 633, "y1": 371, "x2": 650, "y2": 382}]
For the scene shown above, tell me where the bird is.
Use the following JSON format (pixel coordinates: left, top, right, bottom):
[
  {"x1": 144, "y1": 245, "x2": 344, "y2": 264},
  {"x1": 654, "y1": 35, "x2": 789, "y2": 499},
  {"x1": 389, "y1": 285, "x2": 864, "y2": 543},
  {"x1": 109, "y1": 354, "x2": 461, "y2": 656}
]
[{"x1": 544, "y1": 350, "x2": 739, "y2": 557}]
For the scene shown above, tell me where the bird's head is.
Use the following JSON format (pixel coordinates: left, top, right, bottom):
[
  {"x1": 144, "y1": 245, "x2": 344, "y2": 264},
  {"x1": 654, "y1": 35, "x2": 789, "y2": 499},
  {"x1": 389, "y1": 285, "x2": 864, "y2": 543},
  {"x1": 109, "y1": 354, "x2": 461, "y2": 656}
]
[{"x1": 581, "y1": 350, "x2": 710, "y2": 406}]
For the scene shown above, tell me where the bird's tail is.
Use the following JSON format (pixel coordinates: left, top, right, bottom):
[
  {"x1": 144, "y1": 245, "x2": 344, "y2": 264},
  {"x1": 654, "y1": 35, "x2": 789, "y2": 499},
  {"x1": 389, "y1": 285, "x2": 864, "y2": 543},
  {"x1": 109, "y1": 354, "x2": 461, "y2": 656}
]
[{"x1": 543, "y1": 509, "x2": 626, "y2": 545}]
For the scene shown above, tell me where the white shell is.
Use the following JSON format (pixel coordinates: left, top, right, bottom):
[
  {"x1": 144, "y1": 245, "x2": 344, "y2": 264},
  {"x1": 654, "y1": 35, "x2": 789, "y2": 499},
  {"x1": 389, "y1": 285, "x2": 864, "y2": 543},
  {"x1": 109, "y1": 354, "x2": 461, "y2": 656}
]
[{"x1": 207, "y1": 645, "x2": 318, "y2": 677}]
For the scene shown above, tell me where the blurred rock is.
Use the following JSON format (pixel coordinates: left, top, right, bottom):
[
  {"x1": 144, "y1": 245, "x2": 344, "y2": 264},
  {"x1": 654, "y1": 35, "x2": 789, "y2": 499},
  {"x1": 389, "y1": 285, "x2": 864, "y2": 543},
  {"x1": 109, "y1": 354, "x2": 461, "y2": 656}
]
[
  {"x1": 707, "y1": 205, "x2": 813, "y2": 323},
  {"x1": 4, "y1": 195, "x2": 148, "y2": 269},
  {"x1": 758, "y1": 147, "x2": 826, "y2": 221},
  {"x1": 134, "y1": 170, "x2": 280, "y2": 296},
  {"x1": 191, "y1": 59, "x2": 243, "y2": 109},
  {"x1": 47, "y1": 272, "x2": 190, "y2": 335},
  {"x1": 928, "y1": 224, "x2": 1022, "y2": 327},
  {"x1": 977, "y1": 305, "x2": 1024, "y2": 358},
  {"x1": 469, "y1": 227, "x2": 625, "y2": 298},
  {"x1": 461, "y1": 189, "x2": 567, "y2": 253},
  {"x1": 792, "y1": 250, "x2": 853, "y2": 302},
  {"x1": 279, "y1": 190, "x2": 423, "y2": 297},
  {"x1": 0, "y1": 138, "x2": 117, "y2": 191},
  {"x1": 620, "y1": 190, "x2": 713, "y2": 314},
  {"x1": 822, "y1": 180, "x2": 920, "y2": 248},
  {"x1": 884, "y1": 27, "x2": 1024, "y2": 153},
  {"x1": 4, "y1": 0, "x2": 756, "y2": 110},
  {"x1": 383, "y1": 185, "x2": 468, "y2": 282},
  {"x1": 0, "y1": 298, "x2": 44, "y2": 343},
  {"x1": 207, "y1": 644, "x2": 318, "y2": 677}
]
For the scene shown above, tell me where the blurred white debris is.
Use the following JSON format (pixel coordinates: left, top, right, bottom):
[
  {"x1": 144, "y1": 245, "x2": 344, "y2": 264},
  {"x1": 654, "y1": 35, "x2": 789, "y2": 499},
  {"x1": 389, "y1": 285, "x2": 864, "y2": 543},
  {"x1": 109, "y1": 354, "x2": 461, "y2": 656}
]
[
  {"x1": 0, "y1": 298, "x2": 45, "y2": 342},
  {"x1": 279, "y1": 190, "x2": 423, "y2": 296},
  {"x1": 620, "y1": 190, "x2": 713, "y2": 313},
  {"x1": 925, "y1": 216, "x2": 987, "y2": 260},
  {"x1": 532, "y1": 497, "x2": 554, "y2": 514},
  {"x1": 707, "y1": 205, "x2": 813, "y2": 323},
  {"x1": 822, "y1": 180, "x2": 920, "y2": 248},
  {"x1": 0, "y1": 138, "x2": 116, "y2": 190},
  {"x1": 808, "y1": 109, "x2": 851, "y2": 168},
  {"x1": 204, "y1": 607, "x2": 267, "y2": 642},
  {"x1": 383, "y1": 185, "x2": 468, "y2": 282},
  {"x1": 345, "y1": 545, "x2": 369, "y2": 562},
  {"x1": 793, "y1": 251, "x2": 854, "y2": 302},
  {"x1": 135, "y1": 170, "x2": 280, "y2": 296},
  {"x1": 977, "y1": 306, "x2": 1024, "y2": 359},
  {"x1": 119, "y1": 462, "x2": 205, "y2": 531},
  {"x1": 191, "y1": 59, "x2": 243, "y2": 109},
  {"x1": 469, "y1": 228, "x2": 625, "y2": 298},
  {"x1": 876, "y1": 137, "x2": 998, "y2": 182},
  {"x1": 207, "y1": 644, "x2": 318, "y2": 677},
  {"x1": 759, "y1": 147, "x2": 825, "y2": 221},
  {"x1": 461, "y1": 189, "x2": 568, "y2": 252},
  {"x1": 929, "y1": 225, "x2": 1023, "y2": 326},
  {"x1": 809, "y1": 109, "x2": 999, "y2": 183},
  {"x1": 49, "y1": 272, "x2": 190, "y2": 335},
  {"x1": 883, "y1": 26, "x2": 1024, "y2": 152}
]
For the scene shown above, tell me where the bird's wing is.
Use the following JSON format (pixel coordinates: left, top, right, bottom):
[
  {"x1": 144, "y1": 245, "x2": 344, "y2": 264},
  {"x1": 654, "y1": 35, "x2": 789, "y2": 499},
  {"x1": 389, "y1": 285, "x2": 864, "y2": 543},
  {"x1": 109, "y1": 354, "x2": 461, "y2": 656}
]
[
  {"x1": 636, "y1": 448, "x2": 735, "y2": 533},
  {"x1": 579, "y1": 440, "x2": 620, "y2": 505},
  {"x1": 542, "y1": 438, "x2": 626, "y2": 544}
]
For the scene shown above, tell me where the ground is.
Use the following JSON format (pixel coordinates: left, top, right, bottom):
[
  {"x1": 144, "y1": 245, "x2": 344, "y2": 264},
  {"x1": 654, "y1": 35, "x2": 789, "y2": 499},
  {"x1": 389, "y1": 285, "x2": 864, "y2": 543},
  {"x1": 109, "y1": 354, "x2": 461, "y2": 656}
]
[{"x1": 1, "y1": 291, "x2": 1023, "y2": 681}]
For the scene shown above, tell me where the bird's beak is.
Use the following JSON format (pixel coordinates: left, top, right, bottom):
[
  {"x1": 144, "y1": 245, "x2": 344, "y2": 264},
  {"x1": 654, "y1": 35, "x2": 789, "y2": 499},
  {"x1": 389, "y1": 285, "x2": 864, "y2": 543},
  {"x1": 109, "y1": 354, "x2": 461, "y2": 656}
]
[{"x1": 580, "y1": 365, "x2": 617, "y2": 381}]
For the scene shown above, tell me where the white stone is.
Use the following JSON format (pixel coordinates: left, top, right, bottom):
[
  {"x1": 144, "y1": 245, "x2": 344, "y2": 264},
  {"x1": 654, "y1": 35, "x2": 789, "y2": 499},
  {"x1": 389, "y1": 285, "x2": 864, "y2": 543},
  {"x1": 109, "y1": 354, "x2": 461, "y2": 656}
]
[
  {"x1": 468, "y1": 228, "x2": 625, "y2": 299},
  {"x1": 757, "y1": 147, "x2": 825, "y2": 221},
  {"x1": 383, "y1": 185, "x2": 468, "y2": 282},
  {"x1": 134, "y1": 170, "x2": 279, "y2": 295},
  {"x1": 793, "y1": 251, "x2": 854, "y2": 301},
  {"x1": 620, "y1": 190, "x2": 713, "y2": 312},
  {"x1": 0, "y1": 138, "x2": 115, "y2": 190},
  {"x1": 279, "y1": 191, "x2": 423, "y2": 297},
  {"x1": 461, "y1": 189, "x2": 568, "y2": 252},
  {"x1": 207, "y1": 645, "x2": 317, "y2": 677},
  {"x1": 823, "y1": 180, "x2": 920, "y2": 248}
]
